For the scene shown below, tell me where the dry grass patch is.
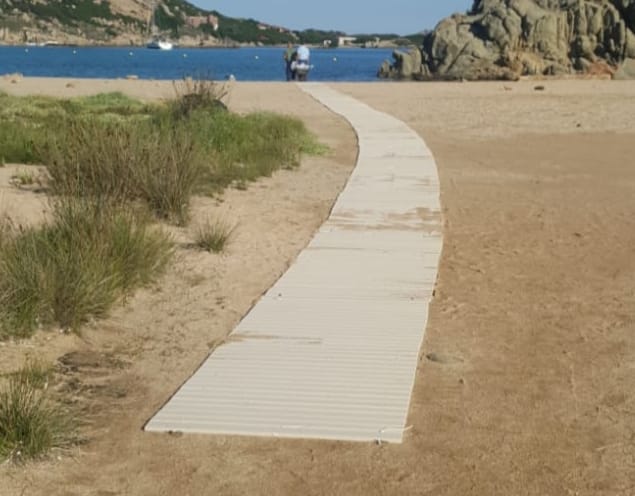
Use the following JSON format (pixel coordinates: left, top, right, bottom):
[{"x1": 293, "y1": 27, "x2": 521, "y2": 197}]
[{"x1": 192, "y1": 216, "x2": 236, "y2": 253}]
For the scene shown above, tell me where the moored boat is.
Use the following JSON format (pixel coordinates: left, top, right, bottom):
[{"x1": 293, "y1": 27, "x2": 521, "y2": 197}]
[{"x1": 147, "y1": 38, "x2": 173, "y2": 50}]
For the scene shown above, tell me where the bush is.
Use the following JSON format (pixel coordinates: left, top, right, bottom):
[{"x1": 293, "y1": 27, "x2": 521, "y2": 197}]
[
  {"x1": 0, "y1": 199, "x2": 173, "y2": 337},
  {"x1": 0, "y1": 362, "x2": 73, "y2": 463}
]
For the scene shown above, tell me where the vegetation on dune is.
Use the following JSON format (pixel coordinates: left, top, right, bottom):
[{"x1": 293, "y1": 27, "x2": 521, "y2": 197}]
[
  {"x1": 0, "y1": 199, "x2": 173, "y2": 338},
  {"x1": 0, "y1": 91, "x2": 157, "y2": 123},
  {"x1": 0, "y1": 360, "x2": 75, "y2": 463},
  {"x1": 42, "y1": 114, "x2": 206, "y2": 224},
  {"x1": 0, "y1": 120, "x2": 41, "y2": 165},
  {"x1": 0, "y1": 91, "x2": 158, "y2": 165},
  {"x1": 0, "y1": 80, "x2": 326, "y2": 340},
  {"x1": 0, "y1": 83, "x2": 325, "y2": 200},
  {"x1": 192, "y1": 110, "x2": 324, "y2": 191},
  {"x1": 64, "y1": 92, "x2": 158, "y2": 118}
]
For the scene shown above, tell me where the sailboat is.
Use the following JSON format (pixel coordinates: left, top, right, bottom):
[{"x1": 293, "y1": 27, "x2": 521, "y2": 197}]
[
  {"x1": 147, "y1": 38, "x2": 174, "y2": 50},
  {"x1": 146, "y1": 1, "x2": 174, "y2": 50}
]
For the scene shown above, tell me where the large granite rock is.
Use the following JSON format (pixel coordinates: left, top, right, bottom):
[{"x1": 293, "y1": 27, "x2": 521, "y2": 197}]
[{"x1": 380, "y1": 0, "x2": 635, "y2": 80}]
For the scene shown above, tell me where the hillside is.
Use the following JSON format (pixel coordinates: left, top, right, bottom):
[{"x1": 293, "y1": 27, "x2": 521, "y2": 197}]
[{"x1": 0, "y1": 0, "x2": 343, "y2": 47}]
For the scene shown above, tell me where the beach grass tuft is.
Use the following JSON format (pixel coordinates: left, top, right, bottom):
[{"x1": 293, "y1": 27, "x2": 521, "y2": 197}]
[
  {"x1": 10, "y1": 169, "x2": 37, "y2": 187},
  {"x1": 0, "y1": 362, "x2": 75, "y2": 463},
  {"x1": 7, "y1": 360, "x2": 53, "y2": 390},
  {"x1": 170, "y1": 76, "x2": 230, "y2": 119},
  {"x1": 0, "y1": 199, "x2": 173, "y2": 338},
  {"x1": 193, "y1": 217, "x2": 236, "y2": 253},
  {"x1": 42, "y1": 115, "x2": 206, "y2": 224}
]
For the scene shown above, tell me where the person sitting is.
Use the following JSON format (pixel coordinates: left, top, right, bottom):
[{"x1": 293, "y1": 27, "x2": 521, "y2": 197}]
[{"x1": 296, "y1": 44, "x2": 310, "y2": 64}]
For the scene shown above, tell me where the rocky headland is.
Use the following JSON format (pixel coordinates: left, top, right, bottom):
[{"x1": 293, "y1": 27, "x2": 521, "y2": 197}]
[{"x1": 379, "y1": 0, "x2": 635, "y2": 80}]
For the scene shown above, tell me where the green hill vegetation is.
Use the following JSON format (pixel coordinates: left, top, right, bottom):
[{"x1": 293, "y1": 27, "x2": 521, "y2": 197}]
[{"x1": 0, "y1": 0, "x2": 349, "y2": 46}]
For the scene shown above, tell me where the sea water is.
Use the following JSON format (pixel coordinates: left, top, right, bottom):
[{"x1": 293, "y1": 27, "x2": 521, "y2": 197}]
[{"x1": 0, "y1": 46, "x2": 395, "y2": 82}]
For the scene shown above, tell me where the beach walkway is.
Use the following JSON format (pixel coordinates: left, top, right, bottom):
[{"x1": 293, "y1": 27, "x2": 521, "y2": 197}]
[{"x1": 145, "y1": 84, "x2": 442, "y2": 444}]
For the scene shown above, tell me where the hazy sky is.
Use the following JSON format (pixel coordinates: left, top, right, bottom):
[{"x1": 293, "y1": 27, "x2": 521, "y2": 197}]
[{"x1": 190, "y1": 1, "x2": 472, "y2": 35}]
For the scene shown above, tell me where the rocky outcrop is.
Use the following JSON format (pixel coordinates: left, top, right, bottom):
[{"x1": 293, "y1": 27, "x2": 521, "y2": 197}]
[
  {"x1": 379, "y1": 0, "x2": 635, "y2": 80},
  {"x1": 378, "y1": 48, "x2": 428, "y2": 79}
]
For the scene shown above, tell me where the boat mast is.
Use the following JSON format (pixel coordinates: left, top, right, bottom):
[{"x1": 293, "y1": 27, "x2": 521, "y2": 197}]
[{"x1": 147, "y1": 0, "x2": 157, "y2": 36}]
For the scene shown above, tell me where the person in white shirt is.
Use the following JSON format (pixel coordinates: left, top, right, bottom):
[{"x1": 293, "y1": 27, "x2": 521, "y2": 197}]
[{"x1": 296, "y1": 44, "x2": 310, "y2": 63}]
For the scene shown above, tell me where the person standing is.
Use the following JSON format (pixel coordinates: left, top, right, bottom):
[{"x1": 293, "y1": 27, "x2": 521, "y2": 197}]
[{"x1": 283, "y1": 42, "x2": 295, "y2": 81}]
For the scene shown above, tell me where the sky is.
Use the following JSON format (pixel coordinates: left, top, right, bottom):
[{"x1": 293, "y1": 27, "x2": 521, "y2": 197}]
[{"x1": 190, "y1": 0, "x2": 473, "y2": 35}]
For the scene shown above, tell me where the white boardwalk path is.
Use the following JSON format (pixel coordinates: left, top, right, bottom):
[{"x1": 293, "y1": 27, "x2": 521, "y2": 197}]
[{"x1": 145, "y1": 84, "x2": 443, "y2": 443}]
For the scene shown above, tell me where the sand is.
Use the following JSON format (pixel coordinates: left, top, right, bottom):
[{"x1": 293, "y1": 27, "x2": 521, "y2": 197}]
[{"x1": 0, "y1": 78, "x2": 634, "y2": 495}]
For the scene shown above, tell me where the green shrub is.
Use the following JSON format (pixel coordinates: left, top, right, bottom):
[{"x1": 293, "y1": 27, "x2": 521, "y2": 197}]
[
  {"x1": 191, "y1": 111, "x2": 325, "y2": 191},
  {"x1": 0, "y1": 199, "x2": 173, "y2": 337},
  {"x1": 0, "y1": 363, "x2": 73, "y2": 463}
]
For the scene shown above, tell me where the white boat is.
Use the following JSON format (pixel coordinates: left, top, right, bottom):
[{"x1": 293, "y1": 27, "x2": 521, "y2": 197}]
[
  {"x1": 147, "y1": 38, "x2": 173, "y2": 50},
  {"x1": 146, "y1": 1, "x2": 174, "y2": 50}
]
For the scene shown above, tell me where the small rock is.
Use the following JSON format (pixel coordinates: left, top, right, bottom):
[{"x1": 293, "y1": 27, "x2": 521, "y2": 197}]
[{"x1": 534, "y1": 85, "x2": 546, "y2": 91}]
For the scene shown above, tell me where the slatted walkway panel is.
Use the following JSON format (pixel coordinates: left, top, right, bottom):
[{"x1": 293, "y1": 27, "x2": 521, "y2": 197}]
[{"x1": 145, "y1": 84, "x2": 442, "y2": 443}]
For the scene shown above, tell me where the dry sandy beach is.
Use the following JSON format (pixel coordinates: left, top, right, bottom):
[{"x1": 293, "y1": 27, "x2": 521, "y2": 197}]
[{"x1": 1, "y1": 78, "x2": 634, "y2": 495}]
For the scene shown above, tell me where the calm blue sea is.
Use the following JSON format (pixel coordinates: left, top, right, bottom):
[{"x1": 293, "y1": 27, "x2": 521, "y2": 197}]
[{"x1": 0, "y1": 46, "x2": 393, "y2": 81}]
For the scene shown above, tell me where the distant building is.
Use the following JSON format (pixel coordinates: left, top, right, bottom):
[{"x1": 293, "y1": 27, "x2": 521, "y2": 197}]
[{"x1": 338, "y1": 36, "x2": 357, "y2": 47}]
